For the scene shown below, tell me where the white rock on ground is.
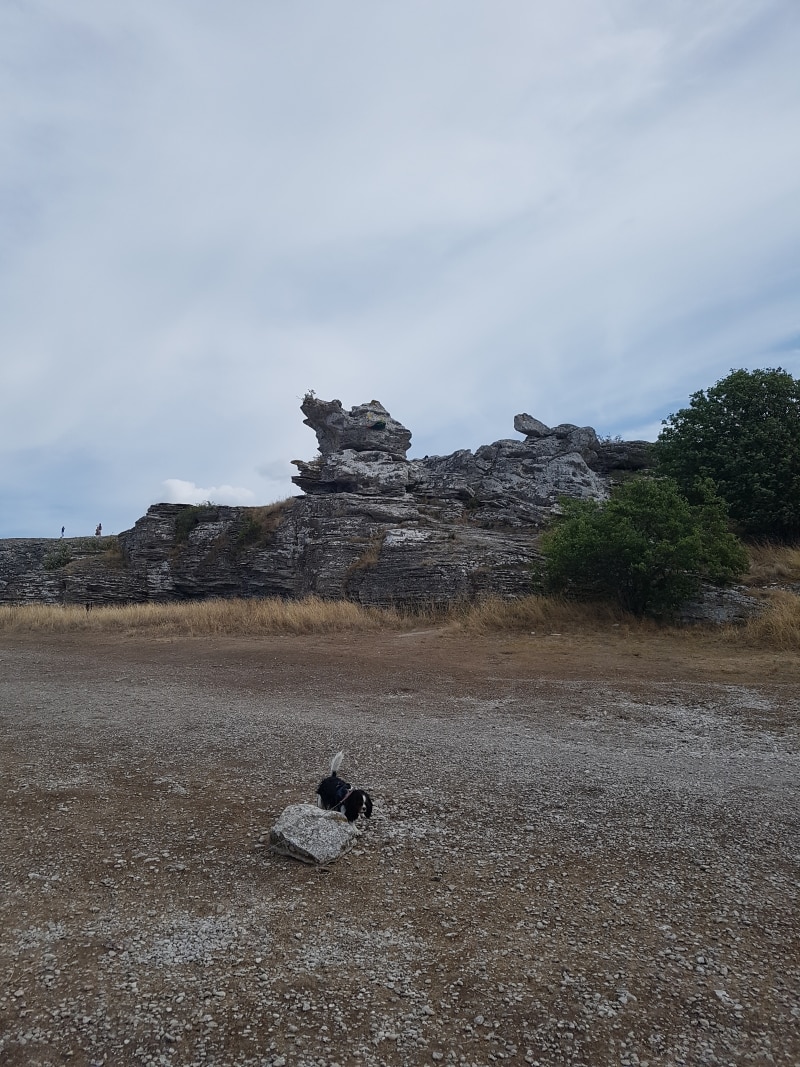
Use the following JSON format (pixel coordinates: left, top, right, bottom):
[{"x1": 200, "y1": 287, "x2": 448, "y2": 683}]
[{"x1": 269, "y1": 802, "x2": 361, "y2": 864}]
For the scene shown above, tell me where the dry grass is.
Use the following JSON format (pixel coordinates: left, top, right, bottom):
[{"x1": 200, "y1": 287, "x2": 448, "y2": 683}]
[
  {"x1": 744, "y1": 542, "x2": 800, "y2": 586},
  {"x1": 1, "y1": 590, "x2": 798, "y2": 650},
  {"x1": 346, "y1": 532, "x2": 387, "y2": 574},
  {"x1": 241, "y1": 500, "x2": 296, "y2": 540},
  {"x1": 730, "y1": 589, "x2": 800, "y2": 651},
  {"x1": 447, "y1": 594, "x2": 648, "y2": 635},
  {"x1": 0, "y1": 597, "x2": 400, "y2": 637},
  {"x1": 0, "y1": 594, "x2": 649, "y2": 639}
]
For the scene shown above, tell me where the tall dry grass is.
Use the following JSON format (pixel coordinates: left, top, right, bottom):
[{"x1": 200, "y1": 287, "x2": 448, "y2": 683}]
[
  {"x1": 1, "y1": 590, "x2": 798, "y2": 650},
  {"x1": 744, "y1": 542, "x2": 800, "y2": 586},
  {"x1": 0, "y1": 594, "x2": 648, "y2": 639},
  {"x1": 731, "y1": 590, "x2": 800, "y2": 651},
  {"x1": 0, "y1": 597, "x2": 407, "y2": 636},
  {"x1": 446, "y1": 594, "x2": 647, "y2": 634}
]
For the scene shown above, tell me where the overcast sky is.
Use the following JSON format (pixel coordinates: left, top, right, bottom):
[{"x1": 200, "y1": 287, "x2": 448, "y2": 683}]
[{"x1": 1, "y1": 0, "x2": 798, "y2": 538}]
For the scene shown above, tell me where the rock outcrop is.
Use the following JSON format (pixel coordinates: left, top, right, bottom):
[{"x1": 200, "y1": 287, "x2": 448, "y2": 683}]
[
  {"x1": 301, "y1": 396, "x2": 412, "y2": 457},
  {"x1": 678, "y1": 583, "x2": 764, "y2": 625},
  {"x1": 294, "y1": 396, "x2": 650, "y2": 527},
  {"x1": 0, "y1": 397, "x2": 653, "y2": 608},
  {"x1": 0, "y1": 537, "x2": 137, "y2": 605}
]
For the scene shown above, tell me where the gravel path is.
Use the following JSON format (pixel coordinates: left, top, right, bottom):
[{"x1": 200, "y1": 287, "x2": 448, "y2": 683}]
[{"x1": 1, "y1": 632, "x2": 798, "y2": 1067}]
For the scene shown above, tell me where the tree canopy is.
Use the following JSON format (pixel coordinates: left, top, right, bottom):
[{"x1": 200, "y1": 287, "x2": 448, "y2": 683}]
[
  {"x1": 653, "y1": 368, "x2": 800, "y2": 541},
  {"x1": 538, "y1": 476, "x2": 748, "y2": 617}
]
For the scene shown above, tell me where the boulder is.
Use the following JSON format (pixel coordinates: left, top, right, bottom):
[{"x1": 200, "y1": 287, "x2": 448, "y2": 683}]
[
  {"x1": 514, "y1": 413, "x2": 551, "y2": 438},
  {"x1": 301, "y1": 396, "x2": 412, "y2": 458},
  {"x1": 269, "y1": 803, "x2": 362, "y2": 865}
]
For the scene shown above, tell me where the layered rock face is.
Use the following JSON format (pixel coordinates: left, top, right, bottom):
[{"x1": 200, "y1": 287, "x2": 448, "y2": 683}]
[
  {"x1": 0, "y1": 537, "x2": 137, "y2": 606},
  {"x1": 0, "y1": 397, "x2": 651, "y2": 607}
]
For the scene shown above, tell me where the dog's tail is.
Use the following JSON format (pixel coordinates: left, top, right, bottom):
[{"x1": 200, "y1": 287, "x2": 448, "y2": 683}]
[{"x1": 330, "y1": 750, "x2": 344, "y2": 776}]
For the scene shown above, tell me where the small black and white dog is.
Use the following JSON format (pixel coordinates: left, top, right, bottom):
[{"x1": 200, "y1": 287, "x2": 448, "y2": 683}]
[{"x1": 316, "y1": 751, "x2": 373, "y2": 822}]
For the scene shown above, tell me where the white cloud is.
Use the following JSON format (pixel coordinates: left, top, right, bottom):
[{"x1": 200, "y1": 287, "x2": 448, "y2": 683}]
[
  {"x1": 257, "y1": 459, "x2": 298, "y2": 483},
  {"x1": 162, "y1": 480, "x2": 256, "y2": 506}
]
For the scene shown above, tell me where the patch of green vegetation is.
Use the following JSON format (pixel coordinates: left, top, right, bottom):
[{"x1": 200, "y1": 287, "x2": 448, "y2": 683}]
[
  {"x1": 43, "y1": 544, "x2": 72, "y2": 571},
  {"x1": 654, "y1": 367, "x2": 800, "y2": 540},
  {"x1": 538, "y1": 475, "x2": 748, "y2": 618},
  {"x1": 236, "y1": 514, "x2": 263, "y2": 546},
  {"x1": 74, "y1": 537, "x2": 109, "y2": 555},
  {"x1": 174, "y1": 503, "x2": 218, "y2": 545},
  {"x1": 234, "y1": 500, "x2": 295, "y2": 550}
]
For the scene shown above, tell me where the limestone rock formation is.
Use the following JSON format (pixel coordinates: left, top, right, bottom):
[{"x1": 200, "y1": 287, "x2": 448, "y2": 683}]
[
  {"x1": 301, "y1": 395, "x2": 412, "y2": 457},
  {"x1": 0, "y1": 537, "x2": 136, "y2": 605},
  {"x1": 269, "y1": 803, "x2": 361, "y2": 864},
  {"x1": 293, "y1": 398, "x2": 649, "y2": 528},
  {"x1": 293, "y1": 396, "x2": 413, "y2": 496},
  {"x1": 0, "y1": 396, "x2": 654, "y2": 608},
  {"x1": 292, "y1": 448, "x2": 413, "y2": 497}
]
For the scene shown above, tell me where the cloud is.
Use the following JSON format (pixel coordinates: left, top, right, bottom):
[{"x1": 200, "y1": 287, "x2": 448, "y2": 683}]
[
  {"x1": 0, "y1": 0, "x2": 798, "y2": 536},
  {"x1": 257, "y1": 459, "x2": 299, "y2": 483},
  {"x1": 162, "y1": 480, "x2": 256, "y2": 506}
]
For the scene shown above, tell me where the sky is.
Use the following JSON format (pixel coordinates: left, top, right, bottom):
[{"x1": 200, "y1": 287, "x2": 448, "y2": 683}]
[{"x1": 1, "y1": 0, "x2": 799, "y2": 538}]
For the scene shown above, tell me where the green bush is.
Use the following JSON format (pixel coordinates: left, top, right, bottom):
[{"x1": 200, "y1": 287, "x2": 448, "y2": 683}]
[
  {"x1": 538, "y1": 476, "x2": 748, "y2": 617},
  {"x1": 654, "y1": 367, "x2": 800, "y2": 540},
  {"x1": 43, "y1": 544, "x2": 72, "y2": 571},
  {"x1": 75, "y1": 537, "x2": 108, "y2": 555}
]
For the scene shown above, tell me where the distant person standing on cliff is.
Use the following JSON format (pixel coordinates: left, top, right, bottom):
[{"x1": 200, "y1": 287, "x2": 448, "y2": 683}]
[{"x1": 61, "y1": 526, "x2": 64, "y2": 537}]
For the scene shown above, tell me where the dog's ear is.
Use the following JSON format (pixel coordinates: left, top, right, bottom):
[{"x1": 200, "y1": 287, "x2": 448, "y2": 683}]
[{"x1": 363, "y1": 792, "x2": 373, "y2": 819}]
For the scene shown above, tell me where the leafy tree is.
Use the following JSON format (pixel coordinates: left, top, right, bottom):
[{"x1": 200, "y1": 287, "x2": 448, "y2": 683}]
[
  {"x1": 538, "y1": 476, "x2": 748, "y2": 617},
  {"x1": 653, "y1": 368, "x2": 800, "y2": 540}
]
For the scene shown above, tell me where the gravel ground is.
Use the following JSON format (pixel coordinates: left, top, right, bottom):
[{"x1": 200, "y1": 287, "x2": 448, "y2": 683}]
[{"x1": 1, "y1": 630, "x2": 798, "y2": 1067}]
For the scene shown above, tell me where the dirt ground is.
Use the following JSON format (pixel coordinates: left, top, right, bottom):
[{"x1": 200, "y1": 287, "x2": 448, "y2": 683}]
[{"x1": 1, "y1": 628, "x2": 798, "y2": 1067}]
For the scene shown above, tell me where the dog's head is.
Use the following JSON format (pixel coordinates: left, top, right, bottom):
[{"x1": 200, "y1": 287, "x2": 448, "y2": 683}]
[{"x1": 343, "y1": 789, "x2": 373, "y2": 822}]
